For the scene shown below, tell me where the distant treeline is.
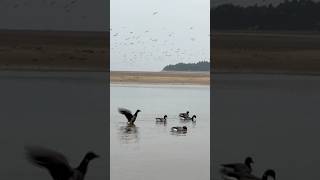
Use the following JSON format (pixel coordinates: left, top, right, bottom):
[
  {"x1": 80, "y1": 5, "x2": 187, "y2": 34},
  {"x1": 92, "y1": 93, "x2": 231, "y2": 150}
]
[
  {"x1": 212, "y1": 0, "x2": 320, "y2": 30},
  {"x1": 162, "y1": 61, "x2": 210, "y2": 71}
]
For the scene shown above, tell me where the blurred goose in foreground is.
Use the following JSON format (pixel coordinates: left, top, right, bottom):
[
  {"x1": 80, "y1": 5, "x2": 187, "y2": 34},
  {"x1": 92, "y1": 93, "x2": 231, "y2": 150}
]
[
  {"x1": 156, "y1": 115, "x2": 167, "y2": 122},
  {"x1": 25, "y1": 146, "x2": 99, "y2": 180},
  {"x1": 221, "y1": 168, "x2": 276, "y2": 180},
  {"x1": 183, "y1": 115, "x2": 196, "y2": 121},
  {"x1": 179, "y1": 111, "x2": 189, "y2": 118},
  {"x1": 118, "y1": 108, "x2": 141, "y2": 125},
  {"x1": 221, "y1": 157, "x2": 254, "y2": 174},
  {"x1": 171, "y1": 126, "x2": 187, "y2": 132}
]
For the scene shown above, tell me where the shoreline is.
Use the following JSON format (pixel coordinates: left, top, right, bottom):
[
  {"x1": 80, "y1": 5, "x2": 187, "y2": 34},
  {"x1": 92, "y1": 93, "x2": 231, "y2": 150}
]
[
  {"x1": 110, "y1": 71, "x2": 210, "y2": 85},
  {"x1": 212, "y1": 31, "x2": 320, "y2": 74}
]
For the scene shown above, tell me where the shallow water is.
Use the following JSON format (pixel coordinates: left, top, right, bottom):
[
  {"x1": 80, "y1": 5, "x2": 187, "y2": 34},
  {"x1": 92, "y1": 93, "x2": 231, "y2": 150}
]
[
  {"x1": 110, "y1": 84, "x2": 210, "y2": 180},
  {"x1": 213, "y1": 73, "x2": 320, "y2": 180},
  {"x1": 0, "y1": 71, "x2": 107, "y2": 179}
]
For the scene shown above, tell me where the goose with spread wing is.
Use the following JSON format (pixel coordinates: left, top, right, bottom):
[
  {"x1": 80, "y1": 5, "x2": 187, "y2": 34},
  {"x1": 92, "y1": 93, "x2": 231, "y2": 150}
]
[
  {"x1": 25, "y1": 146, "x2": 99, "y2": 180},
  {"x1": 118, "y1": 108, "x2": 141, "y2": 125}
]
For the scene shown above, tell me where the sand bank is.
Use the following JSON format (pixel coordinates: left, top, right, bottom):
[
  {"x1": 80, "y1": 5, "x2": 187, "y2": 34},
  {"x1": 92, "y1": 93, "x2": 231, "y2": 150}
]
[
  {"x1": 0, "y1": 30, "x2": 108, "y2": 72},
  {"x1": 110, "y1": 71, "x2": 210, "y2": 85},
  {"x1": 212, "y1": 31, "x2": 320, "y2": 74}
]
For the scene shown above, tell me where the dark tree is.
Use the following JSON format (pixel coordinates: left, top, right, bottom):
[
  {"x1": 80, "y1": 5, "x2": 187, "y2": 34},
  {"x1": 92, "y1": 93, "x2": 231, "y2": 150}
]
[
  {"x1": 162, "y1": 61, "x2": 210, "y2": 71},
  {"x1": 212, "y1": 0, "x2": 320, "y2": 30}
]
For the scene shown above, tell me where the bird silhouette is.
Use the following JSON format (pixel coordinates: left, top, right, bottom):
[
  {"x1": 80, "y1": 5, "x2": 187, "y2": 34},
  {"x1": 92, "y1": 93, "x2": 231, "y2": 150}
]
[
  {"x1": 118, "y1": 108, "x2": 141, "y2": 125},
  {"x1": 221, "y1": 157, "x2": 254, "y2": 174},
  {"x1": 25, "y1": 146, "x2": 99, "y2": 180},
  {"x1": 221, "y1": 168, "x2": 276, "y2": 180}
]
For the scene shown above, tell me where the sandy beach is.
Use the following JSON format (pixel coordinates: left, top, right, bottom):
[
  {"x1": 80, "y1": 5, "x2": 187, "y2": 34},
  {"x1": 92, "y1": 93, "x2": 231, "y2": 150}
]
[
  {"x1": 110, "y1": 71, "x2": 210, "y2": 85},
  {"x1": 212, "y1": 31, "x2": 320, "y2": 74},
  {"x1": 0, "y1": 30, "x2": 108, "y2": 72}
]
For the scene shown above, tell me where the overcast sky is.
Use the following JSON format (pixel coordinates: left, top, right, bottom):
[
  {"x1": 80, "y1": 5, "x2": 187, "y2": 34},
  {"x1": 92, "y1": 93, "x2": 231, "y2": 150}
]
[
  {"x1": 0, "y1": 0, "x2": 108, "y2": 31},
  {"x1": 111, "y1": 0, "x2": 210, "y2": 71}
]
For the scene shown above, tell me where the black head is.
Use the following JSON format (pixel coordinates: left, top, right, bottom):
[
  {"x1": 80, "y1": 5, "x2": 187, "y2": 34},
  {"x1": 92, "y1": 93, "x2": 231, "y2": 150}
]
[
  {"x1": 186, "y1": 111, "x2": 189, "y2": 114},
  {"x1": 85, "y1": 152, "x2": 99, "y2": 161},
  {"x1": 192, "y1": 115, "x2": 197, "y2": 119},
  {"x1": 137, "y1": 110, "x2": 141, "y2": 113},
  {"x1": 183, "y1": 126, "x2": 187, "y2": 130},
  {"x1": 245, "y1": 157, "x2": 254, "y2": 165},
  {"x1": 164, "y1": 115, "x2": 167, "y2": 118},
  {"x1": 263, "y1": 169, "x2": 276, "y2": 180}
]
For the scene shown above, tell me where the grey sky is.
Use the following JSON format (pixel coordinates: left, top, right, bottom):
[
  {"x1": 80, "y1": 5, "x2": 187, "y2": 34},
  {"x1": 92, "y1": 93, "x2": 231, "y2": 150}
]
[
  {"x1": 111, "y1": 0, "x2": 210, "y2": 71},
  {"x1": 0, "y1": 0, "x2": 108, "y2": 31}
]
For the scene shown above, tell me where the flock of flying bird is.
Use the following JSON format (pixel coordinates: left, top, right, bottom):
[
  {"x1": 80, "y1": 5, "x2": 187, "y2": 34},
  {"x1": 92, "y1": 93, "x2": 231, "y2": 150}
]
[
  {"x1": 118, "y1": 108, "x2": 196, "y2": 133},
  {"x1": 111, "y1": 11, "x2": 209, "y2": 66},
  {"x1": 220, "y1": 157, "x2": 276, "y2": 180}
]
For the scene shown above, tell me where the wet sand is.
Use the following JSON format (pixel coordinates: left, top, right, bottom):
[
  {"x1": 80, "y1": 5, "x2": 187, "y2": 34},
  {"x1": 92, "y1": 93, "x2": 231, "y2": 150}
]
[
  {"x1": 212, "y1": 31, "x2": 320, "y2": 74},
  {"x1": 0, "y1": 30, "x2": 108, "y2": 72},
  {"x1": 110, "y1": 71, "x2": 210, "y2": 85}
]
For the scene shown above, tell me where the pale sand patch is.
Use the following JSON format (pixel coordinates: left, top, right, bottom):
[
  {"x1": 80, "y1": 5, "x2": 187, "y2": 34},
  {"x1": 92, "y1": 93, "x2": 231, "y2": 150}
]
[{"x1": 110, "y1": 71, "x2": 210, "y2": 85}]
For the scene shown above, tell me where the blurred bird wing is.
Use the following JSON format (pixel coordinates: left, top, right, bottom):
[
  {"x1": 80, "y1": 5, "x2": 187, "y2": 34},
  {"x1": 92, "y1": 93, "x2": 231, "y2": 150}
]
[
  {"x1": 25, "y1": 146, "x2": 73, "y2": 180},
  {"x1": 221, "y1": 163, "x2": 250, "y2": 173},
  {"x1": 118, "y1": 108, "x2": 133, "y2": 121}
]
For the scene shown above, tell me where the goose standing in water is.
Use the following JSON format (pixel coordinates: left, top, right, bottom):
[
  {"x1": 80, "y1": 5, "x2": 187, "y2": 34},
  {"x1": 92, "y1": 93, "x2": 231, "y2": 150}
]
[
  {"x1": 221, "y1": 157, "x2": 254, "y2": 174},
  {"x1": 179, "y1": 111, "x2": 189, "y2": 118},
  {"x1": 171, "y1": 126, "x2": 187, "y2": 132},
  {"x1": 118, "y1": 108, "x2": 141, "y2": 125},
  {"x1": 25, "y1": 146, "x2": 99, "y2": 180},
  {"x1": 156, "y1": 115, "x2": 167, "y2": 122},
  {"x1": 221, "y1": 169, "x2": 276, "y2": 180},
  {"x1": 183, "y1": 115, "x2": 196, "y2": 121}
]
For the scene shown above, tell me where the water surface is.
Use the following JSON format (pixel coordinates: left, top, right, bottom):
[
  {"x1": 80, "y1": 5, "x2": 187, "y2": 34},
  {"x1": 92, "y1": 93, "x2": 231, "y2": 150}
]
[
  {"x1": 213, "y1": 73, "x2": 320, "y2": 180},
  {"x1": 111, "y1": 83, "x2": 210, "y2": 180},
  {"x1": 0, "y1": 71, "x2": 107, "y2": 180}
]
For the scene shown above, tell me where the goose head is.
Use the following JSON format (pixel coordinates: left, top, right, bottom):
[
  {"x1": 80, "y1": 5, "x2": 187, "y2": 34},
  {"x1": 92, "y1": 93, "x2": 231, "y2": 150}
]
[
  {"x1": 192, "y1": 115, "x2": 197, "y2": 119},
  {"x1": 164, "y1": 115, "x2": 167, "y2": 119},
  {"x1": 183, "y1": 126, "x2": 187, "y2": 130},
  {"x1": 244, "y1": 157, "x2": 254, "y2": 167},
  {"x1": 84, "y1": 152, "x2": 99, "y2": 161},
  {"x1": 135, "y1": 110, "x2": 141, "y2": 114},
  {"x1": 262, "y1": 169, "x2": 276, "y2": 180},
  {"x1": 186, "y1": 111, "x2": 189, "y2": 114}
]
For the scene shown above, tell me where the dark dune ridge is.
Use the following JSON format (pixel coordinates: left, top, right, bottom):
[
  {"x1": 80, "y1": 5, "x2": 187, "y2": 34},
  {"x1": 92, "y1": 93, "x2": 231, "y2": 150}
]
[{"x1": 0, "y1": 30, "x2": 109, "y2": 72}]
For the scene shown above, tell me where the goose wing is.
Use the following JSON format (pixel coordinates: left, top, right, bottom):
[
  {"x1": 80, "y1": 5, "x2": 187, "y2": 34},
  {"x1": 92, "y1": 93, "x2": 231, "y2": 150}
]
[
  {"x1": 221, "y1": 169, "x2": 258, "y2": 180},
  {"x1": 25, "y1": 146, "x2": 73, "y2": 180},
  {"x1": 118, "y1": 108, "x2": 133, "y2": 121},
  {"x1": 221, "y1": 163, "x2": 250, "y2": 173}
]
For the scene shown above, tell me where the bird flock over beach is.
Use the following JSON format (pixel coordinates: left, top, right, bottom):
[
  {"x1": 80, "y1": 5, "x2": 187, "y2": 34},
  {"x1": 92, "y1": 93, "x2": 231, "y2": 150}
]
[
  {"x1": 111, "y1": 10, "x2": 209, "y2": 68},
  {"x1": 118, "y1": 108, "x2": 196, "y2": 133},
  {"x1": 220, "y1": 157, "x2": 276, "y2": 180}
]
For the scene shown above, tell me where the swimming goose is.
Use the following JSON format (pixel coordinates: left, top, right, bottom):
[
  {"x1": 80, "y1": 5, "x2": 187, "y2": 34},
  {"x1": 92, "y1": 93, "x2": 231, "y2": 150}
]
[
  {"x1": 118, "y1": 108, "x2": 141, "y2": 125},
  {"x1": 221, "y1": 157, "x2": 254, "y2": 174},
  {"x1": 25, "y1": 146, "x2": 99, "y2": 180},
  {"x1": 221, "y1": 169, "x2": 276, "y2": 180},
  {"x1": 171, "y1": 126, "x2": 187, "y2": 132},
  {"x1": 156, "y1": 115, "x2": 167, "y2": 122},
  {"x1": 183, "y1": 115, "x2": 196, "y2": 121},
  {"x1": 179, "y1": 111, "x2": 189, "y2": 118}
]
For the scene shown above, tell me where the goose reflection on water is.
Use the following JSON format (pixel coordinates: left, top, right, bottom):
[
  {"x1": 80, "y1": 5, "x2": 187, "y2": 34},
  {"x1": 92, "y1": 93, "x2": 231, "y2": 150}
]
[{"x1": 118, "y1": 124, "x2": 139, "y2": 144}]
